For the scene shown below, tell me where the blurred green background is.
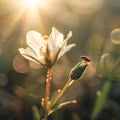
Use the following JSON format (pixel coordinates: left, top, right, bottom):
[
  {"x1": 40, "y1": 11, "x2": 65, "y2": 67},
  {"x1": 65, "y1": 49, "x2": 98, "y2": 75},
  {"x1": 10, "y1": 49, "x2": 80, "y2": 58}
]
[{"x1": 0, "y1": 0, "x2": 120, "y2": 120}]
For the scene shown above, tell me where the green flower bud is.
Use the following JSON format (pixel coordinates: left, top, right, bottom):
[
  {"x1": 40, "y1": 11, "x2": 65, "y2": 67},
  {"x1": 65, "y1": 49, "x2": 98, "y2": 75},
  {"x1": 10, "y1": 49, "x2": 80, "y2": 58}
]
[{"x1": 70, "y1": 56, "x2": 90, "y2": 80}]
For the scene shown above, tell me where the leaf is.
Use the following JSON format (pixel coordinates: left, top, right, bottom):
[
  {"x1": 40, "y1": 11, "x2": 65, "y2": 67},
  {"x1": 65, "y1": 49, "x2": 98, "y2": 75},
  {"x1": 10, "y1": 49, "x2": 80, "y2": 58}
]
[
  {"x1": 91, "y1": 80, "x2": 111, "y2": 120},
  {"x1": 49, "y1": 100, "x2": 77, "y2": 115}
]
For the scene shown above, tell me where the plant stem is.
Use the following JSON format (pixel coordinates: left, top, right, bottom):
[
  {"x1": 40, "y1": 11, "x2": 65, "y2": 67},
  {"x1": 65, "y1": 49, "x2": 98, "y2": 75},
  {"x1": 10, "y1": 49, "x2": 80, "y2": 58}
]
[
  {"x1": 51, "y1": 78, "x2": 72, "y2": 107},
  {"x1": 43, "y1": 111, "x2": 48, "y2": 120},
  {"x1": 44, "y1": 67, "x2": 52, "y2": 119}
]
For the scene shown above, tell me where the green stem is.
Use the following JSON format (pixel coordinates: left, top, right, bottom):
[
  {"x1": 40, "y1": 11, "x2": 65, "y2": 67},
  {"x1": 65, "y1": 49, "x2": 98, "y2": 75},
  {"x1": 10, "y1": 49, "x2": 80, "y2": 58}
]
[
  {"x1": 91, "y1": 80, "x2": 111, "y2": 120},
  {"x1": 51, "y1": 78, "x2": 72, "y2": 108}
]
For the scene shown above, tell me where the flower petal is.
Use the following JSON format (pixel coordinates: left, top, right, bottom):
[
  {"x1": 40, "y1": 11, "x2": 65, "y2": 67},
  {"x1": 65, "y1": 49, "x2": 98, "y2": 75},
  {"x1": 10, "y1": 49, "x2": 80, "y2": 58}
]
[
  {"x1": 49, "y1": 30, "x2": 72, "y2": 58},
  {"x1": 19, "y1": 47, "x2": 46, "y2": 65},
  {"x1": 48, "y1": 27, "x2": 64, "y2": 51},
  {"x1": 65, "y1": 31, "x2": 72, "y2": 42},
  {"x1": 62, "y1": 31, "x2": 72, "y2": 46},
  {"x1": 58, "y1": 44, "x2": 76, "y2": 59},
  {"x1": 26, "y1": 30, "x2": 46, "y2": 56}
]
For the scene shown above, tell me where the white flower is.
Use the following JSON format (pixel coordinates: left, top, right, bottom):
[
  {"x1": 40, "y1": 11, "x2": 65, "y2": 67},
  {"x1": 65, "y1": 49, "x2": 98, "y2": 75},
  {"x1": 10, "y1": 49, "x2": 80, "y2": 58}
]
[{"x1": 19, "y1": 27, "x2": 75, "y2": 68}]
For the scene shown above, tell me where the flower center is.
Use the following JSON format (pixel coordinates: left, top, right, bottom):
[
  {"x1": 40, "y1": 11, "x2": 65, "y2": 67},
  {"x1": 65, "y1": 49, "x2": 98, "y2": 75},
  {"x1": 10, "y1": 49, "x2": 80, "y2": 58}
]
[
  {"x1": 39, "y1": 35, "x2": 49, "y2": 57},
  {"x1": 39, "y1": 43, "x2": 47, "y2": 56},
  {"x1": 43, "y1": 35, "x2": 49, "y2": 40}
]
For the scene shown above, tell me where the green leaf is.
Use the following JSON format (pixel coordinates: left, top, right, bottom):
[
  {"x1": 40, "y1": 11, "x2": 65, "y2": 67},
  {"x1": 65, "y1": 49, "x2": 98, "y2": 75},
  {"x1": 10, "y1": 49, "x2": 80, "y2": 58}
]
[
  {"x1": 91, "y1": 80, "x2": 111, "y2": 120},
  {"x1": 49, "y1": 100, "x2": 77, "y2": 115}
]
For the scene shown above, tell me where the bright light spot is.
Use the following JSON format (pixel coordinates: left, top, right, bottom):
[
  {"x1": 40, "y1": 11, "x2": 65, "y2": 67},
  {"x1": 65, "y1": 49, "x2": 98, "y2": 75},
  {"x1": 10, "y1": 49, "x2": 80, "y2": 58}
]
[
  {"x1": 22, "y1": 0, "x2": 48, "y2": 9},
  {"x1": 96, "y1": 90, "x2": 101, "y2": 97},
  {"x1": 18, "y1": 0, "x2": 48, "y2": 29},
  {"x1": 23, "y1": 0, "x2": 37, "y2": 8},
  {"x1": 110, "y1": 28, "x2": 120, "y2": 45}
]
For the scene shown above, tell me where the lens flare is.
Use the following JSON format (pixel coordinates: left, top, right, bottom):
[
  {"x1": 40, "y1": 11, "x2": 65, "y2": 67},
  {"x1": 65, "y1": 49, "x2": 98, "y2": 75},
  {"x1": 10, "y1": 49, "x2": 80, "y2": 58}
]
[
  {"x1": 110, "y1": 28, "x2": 120, "y2": 45},
  {"x1": 23, "y1": 0, "x2": 38, "y2": 8},
  {"x1": 22, "y1": 0, "x2": 47, "y2": 9}
]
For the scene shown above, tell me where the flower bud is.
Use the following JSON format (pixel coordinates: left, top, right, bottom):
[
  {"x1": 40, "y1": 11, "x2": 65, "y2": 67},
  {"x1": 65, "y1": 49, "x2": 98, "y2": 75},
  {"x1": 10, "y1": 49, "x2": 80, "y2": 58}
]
[{"x1": 70, "y1": 56, "x2": 90, "y2": 80}]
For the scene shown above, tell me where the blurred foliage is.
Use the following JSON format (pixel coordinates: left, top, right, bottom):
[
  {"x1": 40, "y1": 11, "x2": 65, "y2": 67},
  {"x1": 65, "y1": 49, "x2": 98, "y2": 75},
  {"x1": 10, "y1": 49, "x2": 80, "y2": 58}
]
[{"x1": 0, "y1": 0, "x2": 120, "y2": 120}]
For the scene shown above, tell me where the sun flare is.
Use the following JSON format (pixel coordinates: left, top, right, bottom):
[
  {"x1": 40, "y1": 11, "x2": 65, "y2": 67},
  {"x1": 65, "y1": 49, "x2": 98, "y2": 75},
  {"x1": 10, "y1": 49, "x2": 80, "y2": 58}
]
[
  {"x1": 0, "y1": 0, "x2": 50, "y2": 40},
  {"x1": 22, "y1": 0, "x2": 47, "y2": 9},
  {"x1": 23, "y1": 0, "x2": 38, "y2": 8}
]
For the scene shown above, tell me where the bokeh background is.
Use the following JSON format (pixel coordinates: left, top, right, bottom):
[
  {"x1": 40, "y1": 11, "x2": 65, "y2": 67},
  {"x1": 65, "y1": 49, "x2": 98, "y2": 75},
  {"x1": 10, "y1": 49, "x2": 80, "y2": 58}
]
[{"x1": 0, "y1": 0, "x2": 120, "y2": 120}]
